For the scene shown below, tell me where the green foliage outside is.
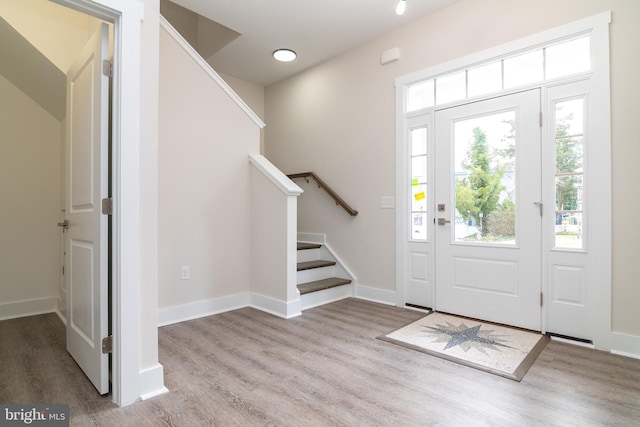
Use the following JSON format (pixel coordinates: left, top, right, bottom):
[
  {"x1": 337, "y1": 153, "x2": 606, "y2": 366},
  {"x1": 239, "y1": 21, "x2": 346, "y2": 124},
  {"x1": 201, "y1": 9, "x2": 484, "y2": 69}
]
[
  {"x1": 455, "y1": 127, "x2": 510, "y2": 238},
  {"x1": 555, "y1": 112, "x2": 583, "y2": 211},
  {"x1": 484, "y1": 200, "x2": 515, "y2": 239},
  {"x1": 455, "y1": 108, "x2": 582, "y2": 242}
]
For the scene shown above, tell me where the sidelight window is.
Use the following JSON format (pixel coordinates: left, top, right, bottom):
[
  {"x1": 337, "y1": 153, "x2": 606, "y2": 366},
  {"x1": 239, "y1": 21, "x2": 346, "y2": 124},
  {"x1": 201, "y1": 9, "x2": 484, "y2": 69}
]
[
  {"x1": 410, "y1": 127, "x2": 428, "y2": 240},
  {"x1": 554, "y1": 98, "x2": 585, "y2": 249}
]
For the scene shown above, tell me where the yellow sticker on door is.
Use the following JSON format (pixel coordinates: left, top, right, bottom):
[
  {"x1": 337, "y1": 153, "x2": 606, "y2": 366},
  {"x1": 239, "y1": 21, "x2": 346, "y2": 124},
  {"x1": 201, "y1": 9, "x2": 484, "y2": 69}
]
[{"x1": 414, "y1": 192, "x2": 425, "y2": 201}]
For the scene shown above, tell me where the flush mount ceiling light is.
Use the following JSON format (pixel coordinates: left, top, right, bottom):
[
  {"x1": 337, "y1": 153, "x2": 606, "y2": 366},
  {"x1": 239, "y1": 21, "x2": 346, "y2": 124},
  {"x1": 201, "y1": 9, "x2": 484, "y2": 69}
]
[
  {"x1": 395, "y1": 0, "x2": 406, "y2": 15},
  {"x1": 273, "y1": 49, "x2": 297, "y2": 62}
]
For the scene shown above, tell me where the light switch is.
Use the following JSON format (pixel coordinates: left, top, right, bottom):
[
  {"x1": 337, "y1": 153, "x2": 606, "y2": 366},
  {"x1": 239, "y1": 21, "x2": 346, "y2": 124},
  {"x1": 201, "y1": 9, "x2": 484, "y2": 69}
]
[{"x1": 381, "y1": 197, "x2": 395, "y2": 209}]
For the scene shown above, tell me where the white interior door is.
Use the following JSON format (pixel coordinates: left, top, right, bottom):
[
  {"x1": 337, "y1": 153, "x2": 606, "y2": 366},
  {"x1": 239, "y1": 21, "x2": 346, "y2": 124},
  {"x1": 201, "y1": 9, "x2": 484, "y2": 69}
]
[
  {"x1": 65, "y1": 22, "x2": 110, "y2": 394},
  {"x1": 434, "y1": 90, "x2": 542, "y2": 331}
]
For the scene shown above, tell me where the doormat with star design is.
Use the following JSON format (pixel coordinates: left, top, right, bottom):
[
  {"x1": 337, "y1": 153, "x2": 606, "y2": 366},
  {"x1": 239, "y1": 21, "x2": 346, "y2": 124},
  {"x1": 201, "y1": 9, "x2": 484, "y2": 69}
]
[{"x1": 378, "y1": 312, "x2": 549, "y2": 381}]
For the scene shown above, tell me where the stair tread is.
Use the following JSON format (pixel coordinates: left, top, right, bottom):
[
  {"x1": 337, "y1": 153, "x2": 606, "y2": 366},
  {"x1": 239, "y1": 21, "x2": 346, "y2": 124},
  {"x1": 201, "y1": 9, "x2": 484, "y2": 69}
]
[
  {"x1": 297, "y1": 260, "x2": 336, "y2": 271},
  {"x1": 297, "y1": 277, "x2": 352, "y2": 295},
  {"x1": 297, "y1": 242, "x2": 322, "y2": 250}
]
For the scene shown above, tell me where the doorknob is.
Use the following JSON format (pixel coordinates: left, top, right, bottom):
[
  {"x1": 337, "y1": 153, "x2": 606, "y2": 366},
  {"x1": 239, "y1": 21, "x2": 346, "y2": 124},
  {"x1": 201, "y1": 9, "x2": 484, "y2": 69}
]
[
  {"x1": 57, "y1": 220, "x2": 69, "y2": 230},
  {"x1": 437, "y1": 218, "x2": 451, "y2": 226}
]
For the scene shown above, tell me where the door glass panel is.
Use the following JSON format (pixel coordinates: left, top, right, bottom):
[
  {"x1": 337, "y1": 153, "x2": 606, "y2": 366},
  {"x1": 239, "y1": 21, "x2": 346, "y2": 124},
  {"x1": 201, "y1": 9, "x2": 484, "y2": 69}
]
[
  {"x1": 554, "y1": 98, "x2": 585, "y2": 249},
  {"x1": 504, "y1": 50, "x2": 543, "y2": 89},
  {"x1": 410, "y1": 127, "x2": 428, "y2": 240},
  {"x1": 454, "y1": 111, "x2": 516, "y2": 244}
]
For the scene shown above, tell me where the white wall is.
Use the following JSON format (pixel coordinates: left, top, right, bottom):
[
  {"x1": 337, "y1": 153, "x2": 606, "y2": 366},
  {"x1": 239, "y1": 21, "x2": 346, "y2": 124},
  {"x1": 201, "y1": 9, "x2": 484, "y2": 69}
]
[
  {"x1": 158, "y1": 25, "x2": 260, "y2": 321},
  {"x1": 265, "y1": 0, "x2": 640, "y2": 337},
  {"x1": 0, "y1": 75, "x2": 62, "y2": 318},
  {"x1": 220, "y1": 72, "x2": 266, "y2": 153}
]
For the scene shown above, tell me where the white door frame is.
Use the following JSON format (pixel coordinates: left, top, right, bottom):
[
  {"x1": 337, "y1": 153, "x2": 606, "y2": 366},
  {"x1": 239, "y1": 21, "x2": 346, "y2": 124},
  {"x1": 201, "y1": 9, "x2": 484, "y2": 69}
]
[
  {"x1": 396, "y1": 12, "x2": 611, "y2": 349},
  {"x1": 53, "y1": 0, "x2": 151, "y2": 406}
]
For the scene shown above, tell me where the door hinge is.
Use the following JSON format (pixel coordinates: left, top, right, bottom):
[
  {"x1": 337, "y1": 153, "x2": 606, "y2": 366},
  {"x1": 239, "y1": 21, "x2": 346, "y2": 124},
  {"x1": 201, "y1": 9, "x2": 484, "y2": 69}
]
[
  {"x1": 101, "y1": 336, "x2": 113, "y2": 354},
  {"x1": 540, "y1": 292, "x2": 544, "y2": 307},
  {"x1": 539, "y1": 111, "x2": 543, "y2": 127},
  {"x1": 101, "y1": 198, "x2": 113, "y2": 215},
  {"x1": 102, "y1": 59, "x2": 113, "y2": 77}
]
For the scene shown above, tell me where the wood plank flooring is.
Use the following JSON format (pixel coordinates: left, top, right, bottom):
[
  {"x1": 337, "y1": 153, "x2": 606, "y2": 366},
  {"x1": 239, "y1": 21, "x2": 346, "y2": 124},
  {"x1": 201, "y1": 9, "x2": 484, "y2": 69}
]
[{"x1": 1, "y1": 298, "x2": 639, "y2": 426}]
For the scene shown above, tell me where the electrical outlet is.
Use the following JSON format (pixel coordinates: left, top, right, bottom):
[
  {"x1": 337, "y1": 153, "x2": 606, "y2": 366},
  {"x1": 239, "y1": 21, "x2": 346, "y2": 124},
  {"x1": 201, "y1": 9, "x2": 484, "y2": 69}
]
[{"x1": 181, "y1": 265, "x2": 190, "y2": 280}]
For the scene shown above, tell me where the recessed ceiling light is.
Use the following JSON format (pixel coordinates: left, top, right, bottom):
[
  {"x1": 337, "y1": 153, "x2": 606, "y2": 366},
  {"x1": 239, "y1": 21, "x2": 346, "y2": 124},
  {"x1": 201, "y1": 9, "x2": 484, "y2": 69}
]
[
  {"x1": 396, "y1": 0, "x2": 406, "y2": 15},
  {"x1": 273, "y1": 49, "x2": 297, "y2": 62}
]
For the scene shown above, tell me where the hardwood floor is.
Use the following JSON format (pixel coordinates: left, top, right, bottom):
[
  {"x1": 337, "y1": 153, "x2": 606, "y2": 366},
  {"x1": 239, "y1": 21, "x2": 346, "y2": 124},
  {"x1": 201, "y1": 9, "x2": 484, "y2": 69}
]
[{"x1": 1, "y1": 298, "x2": 639, "y2": 426}]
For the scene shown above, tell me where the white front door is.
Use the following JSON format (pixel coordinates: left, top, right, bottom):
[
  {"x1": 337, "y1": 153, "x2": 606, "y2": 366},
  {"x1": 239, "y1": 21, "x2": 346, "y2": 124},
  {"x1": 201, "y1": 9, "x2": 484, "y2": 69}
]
[
  {"x1": 65, "y1": 22, "x2": 110, "y2": 394},
  {"x1": 434, "y1": 90, "x2": 542, "y2": 331}
]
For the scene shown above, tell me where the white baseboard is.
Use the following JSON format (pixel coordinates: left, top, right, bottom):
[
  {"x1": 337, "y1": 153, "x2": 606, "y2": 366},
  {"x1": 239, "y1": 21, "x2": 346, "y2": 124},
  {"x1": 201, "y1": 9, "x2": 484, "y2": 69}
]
[
  {"x1": 354, "y1": 284, "x2": 397, "y2": 306},
  {"x1": 158, "y1": 293, "x2": 250, "y2": 327},
  {"x1": 139, "y1": 363, "x2": 169, "y2": 400},
  {"x1": 610, "y1": 331, "x2": 640, "y2": 359},
  {"x1": 250, "y1": 292, "x2": 301, "y2": 319},
  {"x1": 0, "y1": 297, "x2": 58, "y2": 321},
  {"x1": 55, "y1": 309, "x2": 67, "y2": 326},
  {"x1": 158, "y1": 292, "x2": 302, "y2": 326}
]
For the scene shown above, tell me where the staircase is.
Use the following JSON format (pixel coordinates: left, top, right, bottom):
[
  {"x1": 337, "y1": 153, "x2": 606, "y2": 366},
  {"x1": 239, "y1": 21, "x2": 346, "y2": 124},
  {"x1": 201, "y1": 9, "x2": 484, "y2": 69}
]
[{"x1": 297, "y1": 242, "x2": 353, "y2": 309}]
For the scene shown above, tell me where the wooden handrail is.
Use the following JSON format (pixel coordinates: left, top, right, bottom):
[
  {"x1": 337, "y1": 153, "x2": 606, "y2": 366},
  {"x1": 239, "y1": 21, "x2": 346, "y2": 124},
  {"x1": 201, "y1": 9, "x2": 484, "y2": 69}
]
[{"x1": 288, "y1": 172, "x2": 358, "y2": 216}]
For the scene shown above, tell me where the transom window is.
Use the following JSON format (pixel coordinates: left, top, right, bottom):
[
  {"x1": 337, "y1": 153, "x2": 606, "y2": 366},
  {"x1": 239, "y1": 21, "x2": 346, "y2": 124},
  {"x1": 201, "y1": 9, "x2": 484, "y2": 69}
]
[{"x1": 406, "y1": 34, "x2": 591, "y2": 112}]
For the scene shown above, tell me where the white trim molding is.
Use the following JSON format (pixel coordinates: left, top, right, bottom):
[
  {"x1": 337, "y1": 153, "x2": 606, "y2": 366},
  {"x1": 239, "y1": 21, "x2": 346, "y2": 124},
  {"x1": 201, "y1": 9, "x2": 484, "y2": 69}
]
[
  {"x1": 158, "y1": 291, "x2": 301, "y2": 326},
  {"x1": 355, "y1": 284, "x2": 397, "y2": 307},
  {"x1": 158, "y1": 293, "x2": 251, "y2": 327},
  {"x1": 610, "y1": 332, "x2": 640, "y2": 360},
  {"x1": 0, "y1": 297, "x2": 58, "y2": 321},
  {"x1": 139, "y1": 364, "x2": 168, "y2": 400},
  {"x1": 250, "y1": 292, "x2": 302, "y2": 319},
  {"x1": 249, "y1": 154, "x2": 303, "y2": 196},
  {"x1": 53, "y1": 0, "x2": 165, "y2": 407}
]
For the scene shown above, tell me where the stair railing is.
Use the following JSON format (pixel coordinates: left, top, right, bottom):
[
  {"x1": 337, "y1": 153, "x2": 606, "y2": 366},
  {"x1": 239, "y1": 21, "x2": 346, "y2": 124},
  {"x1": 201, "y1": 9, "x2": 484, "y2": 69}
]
[{"x1": 287, "y1": 172, "x2": 358, "y2": 216}]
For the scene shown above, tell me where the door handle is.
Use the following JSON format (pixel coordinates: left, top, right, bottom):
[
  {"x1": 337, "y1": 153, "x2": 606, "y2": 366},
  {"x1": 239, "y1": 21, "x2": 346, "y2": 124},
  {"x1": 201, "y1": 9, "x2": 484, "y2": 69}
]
[
  {"x1": 57, "y1": 220, "x2": 69, "y2": 230},
  {"x1": 437, "y1": 218, "x2": 451, "y2": 226},
  {"x1": 533, "y1": 201, "x2": 543, "y2": 216}
]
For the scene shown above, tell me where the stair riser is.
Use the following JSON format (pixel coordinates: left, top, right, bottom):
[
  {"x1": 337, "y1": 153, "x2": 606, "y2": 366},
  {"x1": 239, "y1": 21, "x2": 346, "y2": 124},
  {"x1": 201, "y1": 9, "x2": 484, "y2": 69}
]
[
  {"x1": 300, "y1": 284, "x2": 353, "y2": 311},
  {"x1": 297, "y1": 266, "x2": 337, "y2": 284},
  {"x1": 296, "y1": 248, "x2": 322, "y2": 263}
]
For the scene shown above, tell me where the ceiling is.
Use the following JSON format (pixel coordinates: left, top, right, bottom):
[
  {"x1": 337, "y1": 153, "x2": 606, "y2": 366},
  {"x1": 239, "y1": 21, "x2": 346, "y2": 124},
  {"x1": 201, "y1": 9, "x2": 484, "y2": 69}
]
[{"x1": 170, "y1": 0, "x2": 461, "y2": 86}]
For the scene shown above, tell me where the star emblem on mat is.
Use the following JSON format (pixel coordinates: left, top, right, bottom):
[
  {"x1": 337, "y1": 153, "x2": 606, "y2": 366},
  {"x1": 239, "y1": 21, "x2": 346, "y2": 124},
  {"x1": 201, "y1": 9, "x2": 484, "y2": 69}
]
[{"x1": 424, "y1": 321, "x2": 514, "y2": 354}]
